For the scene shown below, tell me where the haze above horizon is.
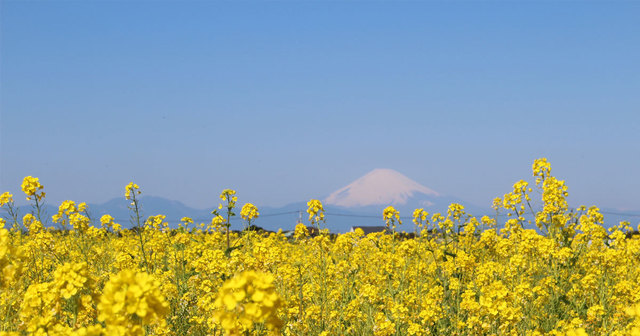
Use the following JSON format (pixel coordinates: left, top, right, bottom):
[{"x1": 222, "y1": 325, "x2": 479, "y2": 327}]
[{"x1": 1, "y1": 1, "x2": 639, "y2": 211}]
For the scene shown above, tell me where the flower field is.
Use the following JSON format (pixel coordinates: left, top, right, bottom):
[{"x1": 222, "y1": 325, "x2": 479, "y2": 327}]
[{"x1": 1, "y1": 159, "x2": 640, "y2": 336}]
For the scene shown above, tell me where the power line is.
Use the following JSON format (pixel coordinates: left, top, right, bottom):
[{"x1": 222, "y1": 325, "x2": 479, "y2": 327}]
[
  {"x1": 259, "y1": 211, "x2": 300, "y2": 217},
  {"x1": 97, "y1": 210, "x2": 301, "y2": 223},
  {"x1": 4, "y1": 207, "x2": 640, "y2": 224},
  {"x1": 600, "y1": 211, "x2": 640, "y2": 218},
  {"x1": 325, "y1": 212, "x2": 380, "y2": 219}
]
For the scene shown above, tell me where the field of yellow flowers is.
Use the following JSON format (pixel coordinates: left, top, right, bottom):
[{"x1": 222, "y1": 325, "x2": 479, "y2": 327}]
[{"x1": 1, "y1": 158, "x2": 640, "y2": 336}]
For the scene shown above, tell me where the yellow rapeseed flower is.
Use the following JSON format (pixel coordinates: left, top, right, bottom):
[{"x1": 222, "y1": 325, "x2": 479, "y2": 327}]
[
  {"x1": 212, "y1": 270, "x2": 283, "y2": 335},
  {"x1": 383, "y1": 205, "x2": 401, "y2": 230},
  {"x1": 21, "y1": 176, "x2": 45, "y2": 201},
  {"x1": 53, "y1": 262, "x2": 91, "y2": 299},
  {"x1": 0, "y1": 192, "x2": 13, "y2": 207},
  {"x1": 98, "y1": 269, "x2": 169, "y2": 327},
  {"x1": 412, "y1": 208, "x2": 428, "y2": 229},
  {"x1": 240, "y1": 203, "x2": 259, "y2": 223},
  {"x1": 307, "y1": 199, "x2": 325, "y2": 227},
  {"x1": 124, "y1": 182, "x2": 140, "y2": 200},
  {"x1": 100, "y1": 214, "x2": 115, "y2": 229}
]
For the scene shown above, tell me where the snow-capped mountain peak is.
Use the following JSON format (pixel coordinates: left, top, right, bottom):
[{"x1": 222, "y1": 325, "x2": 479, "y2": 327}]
[{"x1": 324, "y1": 168, "x2": 439, "y2": 207}]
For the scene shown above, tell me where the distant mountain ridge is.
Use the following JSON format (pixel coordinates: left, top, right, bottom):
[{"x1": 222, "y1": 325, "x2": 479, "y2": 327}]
[
  {"x1": 2, "y1": 169, "x2": 638, "y2": 232},
  {"x1": 1, "y1": 197, "x2": 214, "y2": 230}
]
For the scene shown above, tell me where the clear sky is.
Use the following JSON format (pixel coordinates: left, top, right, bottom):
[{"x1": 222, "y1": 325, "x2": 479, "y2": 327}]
[{"x1": 1, "y1": 1, "x2": 639, "y2": 211}]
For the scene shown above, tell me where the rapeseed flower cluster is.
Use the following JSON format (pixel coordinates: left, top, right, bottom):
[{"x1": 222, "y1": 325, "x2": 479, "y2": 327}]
[
  {"x1": 98, "y1": 269, "x2": 169, "y2": 335},
  {"x1": 2, "y1": 158, "x2": 640, "y2": 335},
  {"x1": 306, "y1": 199, "x2": 325, "y2": 228},
  {"x1": 0, "y1": 192, "x2": 12, "y2": 207},
  {"x1": 241, "y1": 203, "x2": 260, "y2": 226},
  {"x1": 383, "y1": 205, "x2": 401, "y2": 231},
  {"x1": 412, "y1": 208, "x2": 428, "y2": 231},
  {"x1": 124, "y1": 182, "x2": 140, "y2": 201},
  {"x1": 52, "y1": 262, "x2": 92, "y2": 299},
  {"x1": 100, "y1": 214, "x2": 120, "y2": 231},
  {"x1": 21, "y1": 176, "x2": 45, "y2": 201},
  {"x1": 212, "y1": 270, "x2": 283, "y2": 335}
]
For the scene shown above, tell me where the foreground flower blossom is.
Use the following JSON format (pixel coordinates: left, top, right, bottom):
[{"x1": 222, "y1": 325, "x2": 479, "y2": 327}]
[
  {"x1": 212, "y1": 270, "x2": 283, "y2": 335},
  {"x1": 98, "y1": 269, "x2": 169, "y2": 335}
]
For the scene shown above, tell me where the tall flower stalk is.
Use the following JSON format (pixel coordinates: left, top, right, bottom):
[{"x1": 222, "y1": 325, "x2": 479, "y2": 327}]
[
  {"x1": 21, "y1": 176, "x2": 46, "y2": 224},
  {"x1": 126, "y1": 182, "x2": 149, "y2": 271},
  {"x1": 213, "y1": 189, "x2": 237, "y2": 251}
]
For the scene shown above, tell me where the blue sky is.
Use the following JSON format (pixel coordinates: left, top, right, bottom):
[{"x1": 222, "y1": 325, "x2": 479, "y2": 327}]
[{"x1": 1, "y1": 1, "x2": 639, "y2": 211}]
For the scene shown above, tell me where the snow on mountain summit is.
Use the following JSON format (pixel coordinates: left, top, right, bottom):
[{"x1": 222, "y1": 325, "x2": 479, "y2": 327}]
[{"x1": 324, "y1": 169, "x2": 439, "y2": 207}]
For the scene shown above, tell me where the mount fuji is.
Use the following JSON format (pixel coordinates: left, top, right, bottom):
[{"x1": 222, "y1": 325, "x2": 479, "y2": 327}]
[
  {"x1": 325, "y1": 168, "x2": 440, "y2": 208},
  {"x1": 322, "y1": 168, "x2": 481, "y2": 217},
  {"x1": 248, "y1": 168, "x2": 484, "y2": 232}
]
